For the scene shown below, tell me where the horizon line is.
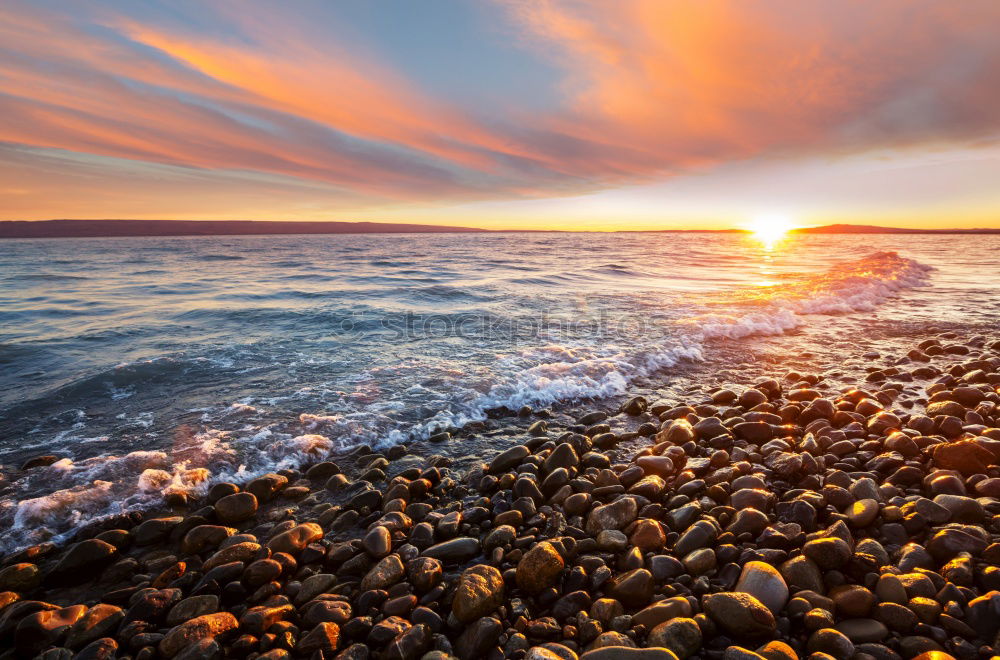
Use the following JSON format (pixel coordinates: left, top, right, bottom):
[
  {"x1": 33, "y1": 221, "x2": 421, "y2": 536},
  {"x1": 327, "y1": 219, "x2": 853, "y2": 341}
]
[{"x1": 3, "y1": 218, "x2": 1000, "y2": 239}]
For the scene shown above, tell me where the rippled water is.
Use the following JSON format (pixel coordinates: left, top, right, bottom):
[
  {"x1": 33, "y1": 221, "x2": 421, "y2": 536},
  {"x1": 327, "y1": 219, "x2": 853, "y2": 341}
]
[{"x1": 0, "y1": 231, "x2": 997, "y2": 551}]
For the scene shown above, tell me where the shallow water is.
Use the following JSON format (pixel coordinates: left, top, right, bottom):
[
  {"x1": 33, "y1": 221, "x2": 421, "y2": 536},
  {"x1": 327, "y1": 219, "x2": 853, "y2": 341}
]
[{"x1": 1, "y1": 231, "x2": 998, "y2": 551}]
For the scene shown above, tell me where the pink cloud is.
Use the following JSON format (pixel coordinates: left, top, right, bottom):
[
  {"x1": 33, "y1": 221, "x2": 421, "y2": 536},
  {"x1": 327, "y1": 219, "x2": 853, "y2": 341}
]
[
  {"x1": 1, "y1": 0, "x2": 999, "y2": 218},
  {"x1": 504, "y1": 0, "x2": 1000, "y2": 166}
]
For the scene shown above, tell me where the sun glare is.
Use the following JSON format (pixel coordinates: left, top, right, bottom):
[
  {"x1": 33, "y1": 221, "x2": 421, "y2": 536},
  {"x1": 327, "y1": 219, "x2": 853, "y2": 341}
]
[{"x1": 748, "y1": 213, "x2": 794, "y2": 246}]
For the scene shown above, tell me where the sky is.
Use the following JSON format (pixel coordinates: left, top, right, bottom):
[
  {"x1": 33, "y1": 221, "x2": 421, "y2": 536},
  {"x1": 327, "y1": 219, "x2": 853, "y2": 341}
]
[{"x1": 2, "y1": 0, "x2": 1000, "y2": 230}]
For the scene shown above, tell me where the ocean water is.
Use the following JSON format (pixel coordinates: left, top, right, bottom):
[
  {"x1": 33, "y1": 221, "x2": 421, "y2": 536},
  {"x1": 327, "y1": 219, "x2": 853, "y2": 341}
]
[{"x1": 0, "y1": 231, "x2": 998, "y2": 552}]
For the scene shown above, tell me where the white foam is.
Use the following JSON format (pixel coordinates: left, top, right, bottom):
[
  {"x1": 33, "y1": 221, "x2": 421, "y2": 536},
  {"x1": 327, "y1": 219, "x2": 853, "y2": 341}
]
[
  {"x1": 0, "y1": 250, "x2": 933, "y2": 555},
  {"x1": 688, "y1": 251, "x2": 931, "y2": 341}
]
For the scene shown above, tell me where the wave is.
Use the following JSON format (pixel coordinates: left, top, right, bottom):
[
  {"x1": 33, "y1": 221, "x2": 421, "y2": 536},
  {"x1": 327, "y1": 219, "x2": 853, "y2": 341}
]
[
  {"x1": 2, "y1": 272, "x2": 90, "y2": 282},
  {"x1": 0, "y1": 250, "x2": 933, "y2": 554},
  {"x1": 686, "y1": 251, "x2": 931, "y2": 339}
]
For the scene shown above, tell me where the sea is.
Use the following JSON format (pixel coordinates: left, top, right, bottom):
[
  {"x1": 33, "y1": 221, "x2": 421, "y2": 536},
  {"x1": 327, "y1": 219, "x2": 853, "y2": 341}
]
[{"x1": 1, "y1": 231, "x2": 997, "y2": 553}]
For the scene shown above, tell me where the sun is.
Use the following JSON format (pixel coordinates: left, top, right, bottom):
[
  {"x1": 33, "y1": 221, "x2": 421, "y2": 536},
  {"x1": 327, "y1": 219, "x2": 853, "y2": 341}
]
[{"x1": 747, "y1": 213, "x2": 794, "y2": 246}]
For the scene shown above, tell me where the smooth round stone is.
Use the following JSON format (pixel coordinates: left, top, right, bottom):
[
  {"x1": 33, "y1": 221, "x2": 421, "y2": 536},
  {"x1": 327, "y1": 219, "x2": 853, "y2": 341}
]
[
  {"x1": 899, "y1": 638, "x2": 946, "y2": 658},
  {"x1": 422, "y1": 537, "x2": 480, "y2": 562},
  {"x1": 802, "y1": 537, "x2": 852, "y2": 569},
  {"x1": 631, "y1": 598, "x2": 693, "y2": 630},
  {"x1": 647, "y1": 617, "x2": 702, "y2": 659},
  {"x1": 734, "y1": 561, "x2": 788, "y2": 614},
  {"x1": 673, "y1": 520, "x2": 717, "y2": 557},
  {"x1": 846, "y1": 499, "x2": 879, "y2": 527},
  {"x1": 874, "y1": 602, "x2": 917, "y2": 633},
  {"x1": 834, "y1": 618, "x2": 889, "y2": 643},
  {"x1": 490, "y1": 446, "x2": 530, "y2": 473},
  {"x1": 482, "y1": 525, "x2": 516, "y2": 550},
  {"x1": 807, "y1": 628, "x2": 854, "y2": 660},
  {"x1": 606, "y1": 569, "x2": 654, "y2": 608},
  {"x1": 525, "y1": 647, "x2": 572, "y2": 660},
  {"x1": 682, "y1": 548, "x2": 716, "y2": 575},
  {"x1": 597, "y1": 530, "x2": 628, "y2": 552},
  {"x1": 804, "y1": 608, "x2": 835, "y2": 631},
  {"x1": 721, "y1": 648, "x2": 766, "y2": 660},
  {"x1": 214, "y1": 492, "x2": 258, "y2": 524},
  {"x1": 932, "y1": 494, "x2": 985, "y2": 522},
  {"x1": 0, "y1": 563, "x2": 40, "y2": 591},
  {"x1": 727, "y1": 509, "x2": 769, "y2": 537},
  {"x1": 580, "y1": 648, "x2": 678, "y2": 660},
  {"x1": 536, "y1": 644, "x2": 578, "y2": 660},
  {"x1": 779, "y1": 556, "x2": 824, "y2": 593},
  {"x1": 702, "y1": 592, "x2": 776, "y2": 637},
  {"x1": 590, "y1": 598, "x2": 625, "y2": 624},
  {"x1": 588, "y1": 632, "x2": 634, "y2": 650},
  {"x1": 926, "y1": 527, "x2": 987, "y2": 561},
  {"x1": 363, "y1": 526, "x2": 392, "y2": 558},
  {"x1": 907, "y1": 597, "x2": 941, "y2": 624},
  {"x1": 756, "y1": 641, "x2": 797, "y2": 660},
  {"x1": 830, "y1": 585, "x2": 875, "y2": 617},
  {"x1": 854, "y1": 538, "x2": 889, "y2": 566}
]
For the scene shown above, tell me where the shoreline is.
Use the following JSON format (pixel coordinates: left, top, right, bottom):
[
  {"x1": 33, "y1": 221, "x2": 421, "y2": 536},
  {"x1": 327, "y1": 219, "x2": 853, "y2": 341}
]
[{"x1": 0, "y1": 334, "x2": 998, "y2": 659}]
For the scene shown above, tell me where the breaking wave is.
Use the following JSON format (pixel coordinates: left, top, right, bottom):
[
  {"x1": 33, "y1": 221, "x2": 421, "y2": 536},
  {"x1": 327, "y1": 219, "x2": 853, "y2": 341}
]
[{"x1": 0, "y1": 246, "x2": 934, "y2": 553}]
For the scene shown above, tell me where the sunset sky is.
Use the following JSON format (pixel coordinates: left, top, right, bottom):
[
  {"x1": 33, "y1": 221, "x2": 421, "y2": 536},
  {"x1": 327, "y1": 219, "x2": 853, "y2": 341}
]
[{"x1": 2, "y1": 0, "x2": 1000, "y2": 230}]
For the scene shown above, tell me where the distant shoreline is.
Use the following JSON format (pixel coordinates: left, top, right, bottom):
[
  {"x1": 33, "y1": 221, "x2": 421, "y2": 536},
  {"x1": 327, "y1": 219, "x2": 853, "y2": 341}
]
[{"x1": 1, "y1": 219, "x2": 999, "y2": 239}]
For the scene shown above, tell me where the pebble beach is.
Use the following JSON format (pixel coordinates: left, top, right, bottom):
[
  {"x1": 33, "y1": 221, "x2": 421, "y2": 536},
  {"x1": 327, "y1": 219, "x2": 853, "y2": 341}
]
[
  {"x1": 5, "y1": 1, "x2": 1000, "y2": 658},
  {"x1": 2, "y1": 332, "x2": 999, "y2": 660}
]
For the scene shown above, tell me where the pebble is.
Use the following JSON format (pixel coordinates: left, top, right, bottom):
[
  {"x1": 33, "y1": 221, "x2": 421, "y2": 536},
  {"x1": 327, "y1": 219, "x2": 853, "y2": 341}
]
[
  {"x1": 806, "y1": 628, "x2": 855, "y2": 660},
  {"x1": 213, "y1": 492, "x2": 259, "y2": 523},
  {"x1": 834, "y1": 618, "x2": 889, "y2": 643},
  {"x1": 4, "y1": 335, "x2": 998, "y2": 660},
  {"x1": 647, "y1": 617, "x2": 702, "y2": 659},
  {"x1": 159, "y1": 612, "x2": 238, "y2": 658},
  {"x1": 606, "y1": 568, "x2": 654, "y2": 608},
  {"x1": 703, "y1": 592, "x2": 776, "y2": 637},
  {"x1": 585, "y1": 497, "x2": 638, "y2": 535},
  {"x1": 580, "y1": 649, "x2": 679, "y2": 660},
  {"x1": 802, "y1": 537, "x2": 852, "y2": 569},
  {"x1": 452, "y1": 564, "x2": 504, "y2": 623},
  {"x1": 422, "y1": 537, "x2": 480, "y2": 562},
  {"x1": 734, "y1": 561, "x2": 789, "y2": 614}
]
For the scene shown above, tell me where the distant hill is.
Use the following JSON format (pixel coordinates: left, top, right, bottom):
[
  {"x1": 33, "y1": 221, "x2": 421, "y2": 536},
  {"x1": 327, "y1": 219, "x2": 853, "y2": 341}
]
[
  {"x1": 0, "y1": 219, "x2": 489, "y2": 239},
  {"x1": 2, "y1": 219, "x2": 998, "y2": 239},
  {"x1": 792, "y1": 224, "x2": 1000, "y2": 234}
]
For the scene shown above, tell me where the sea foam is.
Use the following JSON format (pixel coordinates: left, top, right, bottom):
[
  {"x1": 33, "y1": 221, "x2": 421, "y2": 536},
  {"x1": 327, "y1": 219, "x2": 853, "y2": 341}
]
[{"x1": 0, "y1": 250, "x2": 933, "y2": 554}]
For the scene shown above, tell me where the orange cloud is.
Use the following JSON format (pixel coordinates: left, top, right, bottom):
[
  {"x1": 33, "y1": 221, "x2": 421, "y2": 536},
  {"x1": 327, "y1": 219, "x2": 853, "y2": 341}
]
[
  {"x1": 1, "y1": 0, "x2": 999, "y2": 220},
  {"x1": 505, "y1": 0, "x2": 1000, "y2": 166}
]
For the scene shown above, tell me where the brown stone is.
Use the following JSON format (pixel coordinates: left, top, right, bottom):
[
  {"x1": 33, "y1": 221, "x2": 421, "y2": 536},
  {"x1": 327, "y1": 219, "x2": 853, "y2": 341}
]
[
  {"x1": 267, "y1": 522, "x2": 322, "y2": 554},
  {"x1": 931, "y1": 440, "x2": 995, "y2": 475},
  {"x1": 159, "y1": 612, "x2": 238, "y2": 657},
  {"x1": 516, "y1": 542, "x2": 565, "y2": 594},
  {"x1": 0, "y1": 563, "x2": 41, "y2": 592},
  {"x1": 453, "y1": 564, "x2": 504, "y2": 623},
  {"x1": 606, "y1": 569, "x2": 654, "y2": 608},
  {"x1": 296, "y1": 621, "x2": 340, "y2": 654},
  {"x1": 66, "y1": 603, "x2": 124, "y2": 648},
  {"x1": 15, "y1": 604, "x2": 87, "y2": 655},
  {"x1": 702, "y1": 592, "x2": 776, "y2": 637},
  {"x1": 361, "y1": 554, "x2": 406, "y2": 591},
  {"x1": 630, "y1": 519, "x2": 667, "y2": 551},
  {"x1": 214, "y1": 492, "x2": 259, "y2": 524}
]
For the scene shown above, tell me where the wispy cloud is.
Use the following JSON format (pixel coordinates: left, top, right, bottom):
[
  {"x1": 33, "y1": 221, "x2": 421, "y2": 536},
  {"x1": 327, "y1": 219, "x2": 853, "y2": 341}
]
[{"x1": 1, "y1": 0, "x2": 999, "y2": 221}]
